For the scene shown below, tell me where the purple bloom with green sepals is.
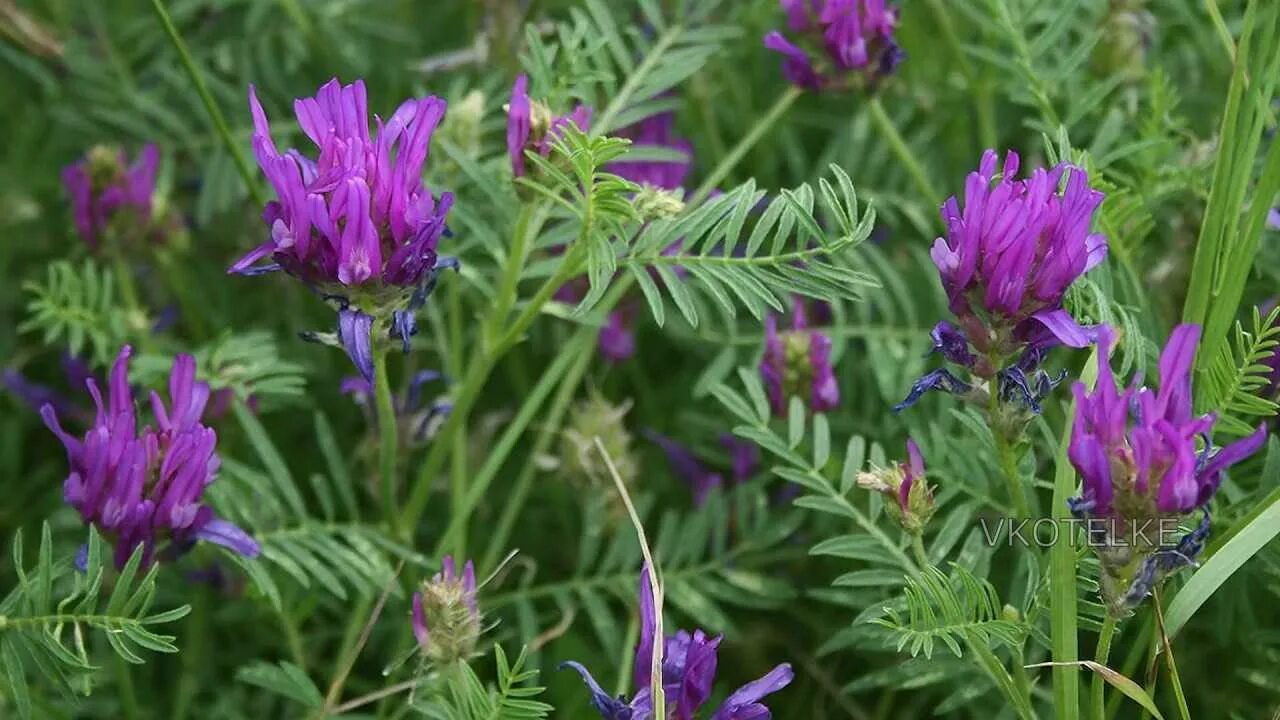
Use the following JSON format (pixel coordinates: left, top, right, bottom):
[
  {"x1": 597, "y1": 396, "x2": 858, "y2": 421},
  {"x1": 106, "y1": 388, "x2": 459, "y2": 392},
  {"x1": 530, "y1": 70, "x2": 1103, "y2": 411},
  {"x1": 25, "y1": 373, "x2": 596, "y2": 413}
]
[
  {"x1": 765, "y1": 0, "x2": 902, "y2": 91},
  {"x1": 1068, "y1": 325, "x2": 1267, "y2": 614},
  {"x1": 506, "y1": 73, "x2": 593, "y2": 178},
  {"x1": 41, "y1": 346, "x2": 258, "y2": 569},
  {"x1": 931, "y1": 149, "x2": 1106, "y2": 351},
  {"x1": 761, "y1": 298, "x2": 839, "y2": 416},
  {"x1": 563, "y1": 566, "x2": 793, "y2": 720},
  {"x1": 231, "y1": 79, "x2": 456, "y2": 379},
  {"x1": 62, "y1": 144, "x2": 159, "y2": 248}
]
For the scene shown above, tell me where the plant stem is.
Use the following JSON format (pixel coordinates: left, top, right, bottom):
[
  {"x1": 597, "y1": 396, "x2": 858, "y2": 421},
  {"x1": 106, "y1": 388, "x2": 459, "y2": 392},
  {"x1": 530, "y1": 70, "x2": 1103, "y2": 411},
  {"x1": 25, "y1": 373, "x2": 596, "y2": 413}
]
[
  {"x1": 398, "y1": 245, "x2": 586, "y2": 536},
  {"x1": 110, "y1": 250, "x2": 151, "y2": 351},
  {"x1": 1092, "y1": 615, "x2": 1118, "y2": 720},
  {"x1": 372, "y1": 348, "x2": 401, "y2": 538},
  {"x1": 866, "y1": 97, "x2": 941, "y2": 206},
  {"x1": 989, "y1": 378, "x2": 1030, "y2": 519},
  {"x1": 910, "y1": 532, "x2": 929, "y2": 569},
  {"x1": 1153, "y1": 588, "x2": 1192, "y2": 720},
  {"x1": 114, "y1": 655, "x2": 139, "y2": 720},
  {"x1": 690, "y1": 85, "x2": 802, "y2": 205},
  {"x1": 148, "y1": 0, "x2": 266, "y2": 207}
]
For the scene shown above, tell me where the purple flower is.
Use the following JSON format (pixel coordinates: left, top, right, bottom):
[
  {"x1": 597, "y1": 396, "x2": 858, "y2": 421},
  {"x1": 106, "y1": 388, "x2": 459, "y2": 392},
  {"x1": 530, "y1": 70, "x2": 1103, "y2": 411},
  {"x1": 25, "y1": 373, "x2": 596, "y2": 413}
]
[
  {"x1": 898, "y1": 438, "x2": 924, "y2": 514},
  {"x1": 230, "y1": 78, "x2": 456, "y2": 378},
  {"x1": 40, "y1": 346, "x2": 259, "y2": 569},
  {"x1": 62, "y1": 144, "x2": 159, "y2": 247},
  {"x1": 761, "y1": 298, "x2": 840, "y2": 416},
  {"x1": 412, "y1": 555, "x2": 481, "y2": 662},
  {"x1": 764, "y1": 0, "x2": 902, "y2": 91},
  {"x1": 506, "y1": 73, "x2": 593, "y2": 178},
  {"x1": 932, "y1": 149, "x2": 1107, "y2": 352},
  {"x1": 563, "y1": 566, "x2": 793, "y2": 720},
  {"x1": 1069, "y1": 326, "x2": 1266, "y2": 517},
  {"x1": 607, "y1": 110, "x2": 693, "y2": 190},
  {"x1": 1267, "y1": 208, "x2": 1280, "y2": 231}
]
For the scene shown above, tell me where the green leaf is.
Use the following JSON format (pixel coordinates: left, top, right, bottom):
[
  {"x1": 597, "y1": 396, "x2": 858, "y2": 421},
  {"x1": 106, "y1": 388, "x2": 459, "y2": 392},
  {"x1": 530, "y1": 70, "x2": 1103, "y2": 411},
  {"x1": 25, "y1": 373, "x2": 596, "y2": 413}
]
[
  {"x1": 1025, "y1": 661, "x2": 1165, "y2": 719},
  {"x1": 235, "y1": 661, "x2": 323, "y2": 708}
]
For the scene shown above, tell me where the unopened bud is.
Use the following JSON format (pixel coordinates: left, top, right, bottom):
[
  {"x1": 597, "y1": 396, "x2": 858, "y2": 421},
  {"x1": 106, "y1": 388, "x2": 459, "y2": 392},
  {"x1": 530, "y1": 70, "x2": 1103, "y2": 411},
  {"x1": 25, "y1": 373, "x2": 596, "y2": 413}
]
[{"x1": 412, "y1": 556, "x2": 481, "y2": 663}]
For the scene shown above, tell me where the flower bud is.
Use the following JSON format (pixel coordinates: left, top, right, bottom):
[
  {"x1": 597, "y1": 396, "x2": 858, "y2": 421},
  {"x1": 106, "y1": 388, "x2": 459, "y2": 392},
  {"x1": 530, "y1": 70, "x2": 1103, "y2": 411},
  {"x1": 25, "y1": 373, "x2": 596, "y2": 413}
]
[
  {"x1": 560, "y1": 391, "x2": 638, "y2": 490},
  {"x1": 412, "y1": 556, "x2": 481, "y2": 664},
  {"x1": 857, "y1": 439, "x2": 936, "y2": 533}
]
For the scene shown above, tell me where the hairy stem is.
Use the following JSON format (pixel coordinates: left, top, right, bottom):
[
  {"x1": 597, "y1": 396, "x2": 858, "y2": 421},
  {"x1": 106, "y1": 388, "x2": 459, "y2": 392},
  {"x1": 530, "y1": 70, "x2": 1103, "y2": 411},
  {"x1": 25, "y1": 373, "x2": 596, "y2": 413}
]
[{"x1": 989, "y1": 378, "x2": 1030, "y2": 519}]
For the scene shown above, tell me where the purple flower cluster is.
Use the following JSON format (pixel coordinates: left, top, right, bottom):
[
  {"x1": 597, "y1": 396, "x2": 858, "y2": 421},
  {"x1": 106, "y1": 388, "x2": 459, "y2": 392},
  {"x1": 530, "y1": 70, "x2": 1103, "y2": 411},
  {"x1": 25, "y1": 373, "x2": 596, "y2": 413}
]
[
  {"x1": 563, "y1": 567, "x2": 792, "y2": 720},
  {"x1": 761, "y1": 298, "x2": 839, "y2": 416},
  {"x1": 507, "y1": 74, "x2": 594, "y2": 178},
  {"x1": 1069, "y1": 326, "x2": 1266, "y2": 612},
  {"x1": 1069, "y1": 325, "x2": 1266, "y2": 518},
  {"x1": 764, "y1": 0, "x2": 903, "y2": 91},
  {"x1": 62, "y1": 144, "x2": 159, "y2": 247},
  {"x1": 40, "y1": 346, "x2": 258, "y2": 568},
  {"x1": 646, "y1": 431, "x2": 760, "y2": 505},
  {"x1": 230, "y1": 79, "x2": 456, "y2": 380},
  {"x1": 897, "y1": 149, "x2": 1108, "y2": 413}
]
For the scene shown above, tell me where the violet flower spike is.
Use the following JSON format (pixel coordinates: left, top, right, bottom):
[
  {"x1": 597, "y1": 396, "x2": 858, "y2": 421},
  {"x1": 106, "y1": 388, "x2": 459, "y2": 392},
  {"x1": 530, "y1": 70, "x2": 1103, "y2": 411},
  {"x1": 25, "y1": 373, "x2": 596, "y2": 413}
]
[
  {"x1": 62, "y1": 144, "x2": 160, "y2": 247},
  {"x1": 760, "y1": 299, "x2": 840, "y2": 416},
  {"x1": 765, "y1": 0, "x2": 902, "y2": 90},
  {"x1": 1069, "y1": 324, "x2": 1267, "y2": 518},
  {"x1": 645, "y1": 431, "x2": 723, "y2": 505},
  {"x1": 563, "y1": 565, "x2": 792, "y2": 720},
  {"x1": 41, "y1": 346, "x2": 258, "y2": 569}
]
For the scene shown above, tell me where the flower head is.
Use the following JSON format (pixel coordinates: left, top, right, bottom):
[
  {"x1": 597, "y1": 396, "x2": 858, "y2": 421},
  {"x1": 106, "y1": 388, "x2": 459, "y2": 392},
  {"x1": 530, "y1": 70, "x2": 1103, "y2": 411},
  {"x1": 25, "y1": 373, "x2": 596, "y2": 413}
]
[
  {"x1": 896, "y1": 149, "x2": 1107, "y2": 414},
  {"x1": 562, "y1": 566, "x2": 793, "y2": 720},
  {"x1": 506, "y1": 74, "x2": 593, "y2": 178},
  {"x1": 857, "y1": 438, "x2": 936, "y2": 532},
  {"x1": 412, "y1": 555, "x2": 481, "y2": 663},
  {"x1": 761, "y1": 298, "x2": 839, "y2": 416},
  {"x1": 41, "y1": 346, "x2": 258, "y2": 569},
  {"x1": 1068, "y1": 325, "x2": 1267, "y2": 613},
  {"x1": 62, "y1": 144, "x2": 159, "y2": 247},
  {"x1": 764, "y1": 0, "x2": 902, "y2": 91},
  {"x1": 231, "y1": 79, "x2": 456, "y2": 379}
]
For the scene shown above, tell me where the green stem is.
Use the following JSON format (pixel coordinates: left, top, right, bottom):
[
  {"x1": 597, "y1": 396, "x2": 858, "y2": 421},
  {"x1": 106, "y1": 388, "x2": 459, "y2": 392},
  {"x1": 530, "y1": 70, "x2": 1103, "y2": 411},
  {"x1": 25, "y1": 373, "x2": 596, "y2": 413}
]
[
  {"x1": 970, "y1": 640, "x2": 1036, "y2": 720},
  {"x1": 488, "y1": 204, "x2": 537, "y2": 347},
  {"x1": 114, "y1": 654, "x2": 139, "y2": 720},
  {"x1": 1092, "y1": 615, "x2": 1118, "y2": 720},
  {"x1": 989, "y1": 378, "x2": 1030, "y2": 519},
  {"x1": 867, "y1": 97, "x2": 941, "y2": 206},
  {"x1": 373, "y1": 348, "x2": 401, "y2": 539},
  {"x1": 1153, "y1": 589, "x2": 1192, "y2": 720},
  {"x1": 923, "y1": 0, "x2": 997, "y2": 148},
  {"x1": 690, "y1": 85, "x2": 802, "y2": 205},
  {"x1": 399, "y1": 245, "x2": 586, "y2": 536},
  {"x1": 910, "y1": 532, "x2": 929, "y2": 569},
  {"x1": 148, "y1": 0, "x2": 266, "y2": 206},
  {"x1": 433, "y1": 325, "x2": 595, "y2": 558},
  {"x1": 110, "y1": 251, "x2": 151, "y2": 350}
]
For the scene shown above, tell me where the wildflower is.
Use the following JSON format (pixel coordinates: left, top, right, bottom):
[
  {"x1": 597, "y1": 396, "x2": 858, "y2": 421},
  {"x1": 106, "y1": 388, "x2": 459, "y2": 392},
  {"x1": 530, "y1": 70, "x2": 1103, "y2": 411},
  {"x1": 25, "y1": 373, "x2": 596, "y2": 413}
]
[
  {"x1": 1268, "y1": 208, "x2": 1280, "y2": 231},
  {"x1": 340, "y1": 369, "x2": 451, "y2": 445},
  {"x1": 62, "y1": 144, "x2": 159, "y2": 247},
  {"x1": 764, "y1": 0, "x2": 903, "y2": 91},
  {"x1": 857, "y1": 439, "x2": 936, "y2": 532},
  {"x1": 1068, "y1": 325, "x2": 1266, "y2": 614},
  {"x1": 506, "y1": 73, "x2": 593, "y2": 178},
  {"x1": 562, "y1": 566, "x2": 793, "y2": 719},
  {"x1": 412, "y1": 555, "x2": 481, "y2": 663},
  {"x1": 761, "y1": 298, "x2": 839, "y2": 416},
  {"x1": 229, "y1": 78, "x2": 456, "y2": 381},
  {"x1": 40, "y1": 346, "x2": 259, "y2": 569},
  {"x1": 720, "y1": 433, "x2": 760, "y2": 484},
  {"x1": 896, "y1": 149, "x2": 1107, "y2": 412}
]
